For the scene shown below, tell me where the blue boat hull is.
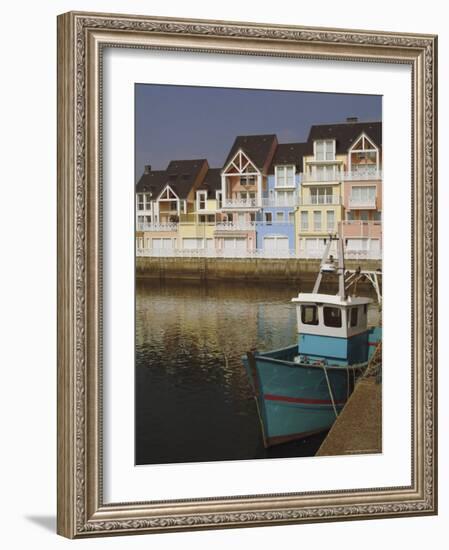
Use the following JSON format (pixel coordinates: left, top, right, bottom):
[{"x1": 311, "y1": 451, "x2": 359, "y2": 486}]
[{"x1": 243, "y1": 327, "x2": 381, "y2": 447}]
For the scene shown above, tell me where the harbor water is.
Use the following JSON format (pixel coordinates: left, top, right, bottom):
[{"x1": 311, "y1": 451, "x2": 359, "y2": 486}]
[{"x1": 135, "y1": 278, "x2": 380, "y2": 465}]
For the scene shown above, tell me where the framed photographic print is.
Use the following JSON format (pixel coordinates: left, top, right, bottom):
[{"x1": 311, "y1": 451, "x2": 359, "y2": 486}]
[{"x1": 57, "y1": 11, "x2": 438, "y2": 538}]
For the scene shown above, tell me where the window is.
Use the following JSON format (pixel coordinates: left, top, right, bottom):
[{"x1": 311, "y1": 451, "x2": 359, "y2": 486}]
[
  {"x1": 137, "y1": 215, "x2": 145, "y2": 223},
  {"x1": 216, "y1": 191, "x2": 223, "y2": 209},
  {"x1": 349, "y1": 307, "x2": 358, "y2": 327},
  {"x1": 265, "y1": 212, "x2": 272, "y2": 225},
  {"x1": 360, "y1": 211, "x2": 369, "y2": 221},
  {"x1": 301, "y1": 305, "x2": 319, "y2": 325},
  {"x1": 276, "y1": 212, "x2": 284, "y2": 222},
  {"x1": 197, "y1": 191, "x2": 207, "y2": 210},
  {"x1": 373, "y1": 211, "x2": 382, "y2": 221},
  {"x1": 315, "y1": 140, "x2": 335, "y2": 161},
  {"x1": 327, "y1": 210, "x2": 335, "y2": 231},
  {"x1": 300, "y1": 211, "x2": 308, "y2": 230},
  {"x1": 351, "y1": 186, "x2": 376, "y2": 204},
  {"x1": 310, "y1": 186, "x2": 334, "y2": 204},
  {"x1": 250, "y1": 212, "x2": 256, "y2": 222},
  {"x1": 199, "y1": 215, "x2": 206, "y2": 223},
  {"x1": 240, "y1": 175, "x2": 256, "y2": 185},
  {"x1": 313, "y1": 211, "x2": 322, "y2": 231},
  {"x1": 145, "y1": 215, "x2": 152, "y2": 223},
  {"x1": 314, "y1": 165, "x2": 336, "y2": 182},
  {"x1": 137, "y1": 194, "x2": 145, "y2": 210},
  {"x1": 276, "y1": 165, "x2": 295, "y2": 187},
  {"x1": 288, "y1": 211, "x2": 294, "y2": 223},
  {"x1": 323, "y1": 307, "x2": 342, "y2": 328}
]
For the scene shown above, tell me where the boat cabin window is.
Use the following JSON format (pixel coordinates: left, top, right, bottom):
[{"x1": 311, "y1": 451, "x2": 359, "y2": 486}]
[
  {"x1": 301, "y1": 305, "x2": 319, "y2": 325},
  {"x1": 323, "y1": 306, "x2": 342, "y2": 328},
  {"x1": 349, "y1": 307, "x2": 358, "y2": 327}
]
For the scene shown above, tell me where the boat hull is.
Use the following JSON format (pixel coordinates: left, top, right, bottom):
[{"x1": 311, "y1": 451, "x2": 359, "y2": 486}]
[{"x1": 243, "y1": 345, "x2": 361, "y2": 447}]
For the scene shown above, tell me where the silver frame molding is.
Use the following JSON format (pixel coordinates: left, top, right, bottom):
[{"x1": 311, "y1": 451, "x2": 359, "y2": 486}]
[{"x1": 57, "y1": 11, "x2": 438, "y2": 538}]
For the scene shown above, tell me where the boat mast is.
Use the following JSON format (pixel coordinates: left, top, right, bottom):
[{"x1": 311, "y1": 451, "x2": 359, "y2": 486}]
[
  {"x1": 312, "y1": 234, "x2": 346, "y2": 299},
  {"x1": 337, "y1": 235, "x2": 346, "y2": 299}
]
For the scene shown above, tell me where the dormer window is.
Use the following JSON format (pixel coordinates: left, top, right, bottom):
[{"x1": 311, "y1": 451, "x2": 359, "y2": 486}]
[
  {"x1": 275, "y1": 165, "x2": 295, "y2": 187},
  {"x1": 314, "y1": 140, "x2": 335, "y2": 161},
  {"x1": 349, "y1": 134, "x2": 379, "y2": 173},
  {"x1": 197, "y1": 190, "x2": 207, "y2": 211},
  {"x1": 137, "y1": 193, "x2": 152, "y2": 210}
]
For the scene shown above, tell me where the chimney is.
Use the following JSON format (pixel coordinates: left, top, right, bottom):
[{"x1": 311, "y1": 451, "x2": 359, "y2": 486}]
[
  {"x1": 144, "y1": 164, "x2": 152, "y2": 174},
  {"x1": 346, "y1": 117, "x2": 358, "y2": 123}
]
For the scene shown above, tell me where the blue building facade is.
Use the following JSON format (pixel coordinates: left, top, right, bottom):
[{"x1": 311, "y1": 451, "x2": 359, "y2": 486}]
[{"x1": 255, "y1": 143, "x2": 306, "y2": 255}]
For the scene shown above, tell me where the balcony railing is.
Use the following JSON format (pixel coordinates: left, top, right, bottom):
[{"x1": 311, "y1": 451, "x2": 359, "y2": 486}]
[
  {"x1": 222, "y1": 198, "x2": 258, "y2": 208},
  {"x1": 137, "y1": 222, "x2": 178, "y2": 232},
  {"x1": 302, "y1": 172, "x2": 342, "y2": 183},
  {"x1": 343, "y1": 169, "x2": 382, "y2": 181},
  {"x1": 299, "y1": 223, "x2": 337, "y2": 233},
  {"x1": 297, "y1": 248, "x2": 381, "y2": 260},
  {"x1": 137, "y1": 248, "x2": 297, "y2": 259},
  {"x1": 341, "y1": 220, "x2": 382, "y2": 238},
  {"x1": 348, "y1": 196, "x2": 377, "y2": 209},
  {"x1": 137, "y1": 247, "x2": 381, "y2": 260},
  {"x1": 261, "y1": 197, "x2": 298, "y2": 207},
  {"x1": 299, "y1": 195, "x2": 340, "y2": 206},
  {"x1": 215, "y1": 221, "x2": 256, "y2": 231}
]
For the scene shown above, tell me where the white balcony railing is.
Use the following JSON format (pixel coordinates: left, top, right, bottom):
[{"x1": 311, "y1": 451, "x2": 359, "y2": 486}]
[
  {"x1": 214, "y1": 221, "x2": 256, "y2": 231},
  {"x1": 137, "y1": 222, "x2": 178, "y2": 232},
  {"x1": 137, "y1": 248, "x2": 298, "y2": 259},
  {"x1": 222, "y1": 198, "x2": 258, "y2": 208},
  {"x1": 299, "y1": 195, "x2": 340, "y2": 206},
  {"x1": 137, "y1": 247, "x2": 381, "y2": 260},
  {"x1": 297, "y1": 248, "x2": 381, "y2": 260},
  {"x1": 261, "y1": 197, "x2": 298, "y2": 207},
  {"x1": 343, "y1": 169, "x2": 382, "y2": 181},
  {"x1": 348, "y1": 196, "x2": 377, "y2": 209}
]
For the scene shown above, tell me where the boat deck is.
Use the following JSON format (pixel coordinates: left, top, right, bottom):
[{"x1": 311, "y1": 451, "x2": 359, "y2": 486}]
[{"x1": 316, "y1": 377, "x2": 381, "y2": 456}]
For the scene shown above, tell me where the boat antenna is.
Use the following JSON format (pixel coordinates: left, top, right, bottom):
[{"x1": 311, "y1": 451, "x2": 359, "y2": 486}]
[
  {"x1": 337, "y1": 234, "x2": 346, "y2": 299},
  {"x1": 312, "y1": 233, "x2": 346, "y2": 297}
]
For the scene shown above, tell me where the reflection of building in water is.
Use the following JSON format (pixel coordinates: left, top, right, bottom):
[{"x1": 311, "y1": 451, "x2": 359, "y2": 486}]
[
  {"x1": 136, "y1": 281, "x2": 297, "y2": 396},
  {"x1": 136, "y1": 118, "x2": 382, "y2": 260}
]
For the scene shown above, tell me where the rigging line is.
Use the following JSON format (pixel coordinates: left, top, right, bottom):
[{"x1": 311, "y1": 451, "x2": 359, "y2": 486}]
[{"x1": 321, "y1": 365, "x2": 338, "y2": 419}]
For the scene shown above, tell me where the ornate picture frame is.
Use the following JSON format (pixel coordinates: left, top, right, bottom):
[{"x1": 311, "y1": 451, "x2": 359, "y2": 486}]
[{"x1": 57, "y1": 11, "x2": 437, "y2": 538}]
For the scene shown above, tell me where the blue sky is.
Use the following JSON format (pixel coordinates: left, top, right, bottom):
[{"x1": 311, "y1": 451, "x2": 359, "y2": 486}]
[{"x1": 135, "y1": 84, "x2": 382, "y2": 179}]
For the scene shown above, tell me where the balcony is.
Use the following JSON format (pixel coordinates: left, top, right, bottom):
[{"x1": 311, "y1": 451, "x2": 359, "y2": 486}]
[
  {"x1": 298, "y1": 195, "x2": 340, "y2": 206},
  {"x1": 302, "y1": 170, "x2": 342, "y2": 184},
  {"x1": 222, "y1": 198, "x2": 258, "y2": 209},
  {"x1": 341, "y1": 220, "x2": 382, "y2": 238},
  {"x1": 214, "y1": 221, "x2": 256, "y2": 231},
  {"x1": 137, "y1": 222, "x2": 178, "y2": 232},
  {"x1": 299, "y1": 223, "x2": 337, "y2": 234},
  {"x1": 348, "y1": 196, "x2": 377, "y2": 209},
  {"x1": 343, "y1": 169, "x2": 382, "y2": 181},
  {"x1": 261, "y1": 196, "x2": 298, "y2": 207}
]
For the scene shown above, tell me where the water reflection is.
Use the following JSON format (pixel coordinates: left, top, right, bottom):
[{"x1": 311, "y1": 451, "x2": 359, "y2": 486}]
[{"x1": 135, "y1": 279, "x2": 378, "y2": 465}]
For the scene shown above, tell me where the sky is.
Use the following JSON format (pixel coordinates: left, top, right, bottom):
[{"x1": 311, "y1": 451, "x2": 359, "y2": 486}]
[{"x1": 135, "y1": 84, "x2": 382, "y2": 179}]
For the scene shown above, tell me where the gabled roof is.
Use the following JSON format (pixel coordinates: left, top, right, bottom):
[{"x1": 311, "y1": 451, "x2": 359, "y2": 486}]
[
  {"x1": 223, "y1": 134, "x2": 277, "y2": 171},
  {"x1": 268, "y1": 142, "x2": 308, "y2": 173},
  {"x1": 197, "y1": 168, "x2": 222, "y2": 197},
  {"x1": 307, "y1": 121, "x2": 382, "y2": 154},
  {"x1": 136, "y1": 159, "x2": 208, "y2": 199}
]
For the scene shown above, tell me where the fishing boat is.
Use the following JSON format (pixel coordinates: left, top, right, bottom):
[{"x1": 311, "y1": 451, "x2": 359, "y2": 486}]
[{"x1": 242, "y1": 236, "x2": 382, "y2": 447}]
